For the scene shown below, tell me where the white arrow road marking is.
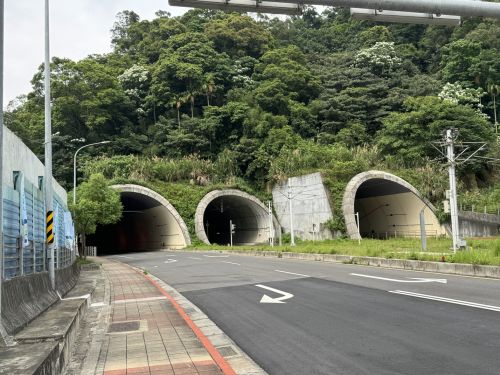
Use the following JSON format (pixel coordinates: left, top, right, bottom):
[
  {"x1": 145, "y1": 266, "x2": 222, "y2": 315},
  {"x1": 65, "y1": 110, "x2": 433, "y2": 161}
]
[
  {"x1": 274, "y1": 269, "x2": 310, "y2": 278},
  {"x1": 389, "y1": 290, "x2": 500, "y2": 312},
  {"x1": 255, "y1": 284, "x2": 294, "y2": 304},
  {"x1": 222, "y1": 261, "x2": 241, "y2": 266},
  {"x1": 350, "y1": 273, "x2": 447, "y2": 284},
  {"x1": 164, "y1": 259, "x2": 178, "y2": 264},
  {"x1": 203, "y1": 255, "x2": 229, "y2": 258}
]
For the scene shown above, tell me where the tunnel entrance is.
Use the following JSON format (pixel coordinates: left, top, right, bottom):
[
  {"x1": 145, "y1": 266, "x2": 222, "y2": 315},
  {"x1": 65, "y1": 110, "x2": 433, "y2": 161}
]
[
  {"x1": 343, "y1": 172, "x2": 447, "y2": 239},
  {"x1": 87, "y1": 185, "x2": 190, "y2": 254},
  {"x1": 196, "y1": 190, "x2": 277, "y2": 245}
]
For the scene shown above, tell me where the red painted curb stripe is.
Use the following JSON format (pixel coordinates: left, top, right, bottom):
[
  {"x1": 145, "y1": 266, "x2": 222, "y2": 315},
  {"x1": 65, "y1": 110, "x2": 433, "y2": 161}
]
[{"x1": 140, "y1": 272, "x2": 237, "y2": 375}]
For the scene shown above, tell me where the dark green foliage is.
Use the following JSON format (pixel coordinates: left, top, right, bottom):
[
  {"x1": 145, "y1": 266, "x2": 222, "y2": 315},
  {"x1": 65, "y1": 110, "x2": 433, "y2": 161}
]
[{"x1": 5, "y1": 9, "x2": 500, "y2": 225}]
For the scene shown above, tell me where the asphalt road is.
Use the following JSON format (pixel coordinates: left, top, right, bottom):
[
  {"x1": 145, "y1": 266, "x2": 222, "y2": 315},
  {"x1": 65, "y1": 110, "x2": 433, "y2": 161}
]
[{"x1": 108, "y1": 251, "x2": 500, "y2": 375}]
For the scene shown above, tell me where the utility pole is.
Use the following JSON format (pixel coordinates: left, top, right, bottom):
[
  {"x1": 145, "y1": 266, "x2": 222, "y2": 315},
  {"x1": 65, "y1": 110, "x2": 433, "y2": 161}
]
[
  {"x1": 268, "y1": 201, "x2": 274, "y2": 247},
  {"x1": 355, "y1": 212, "x2": 361, "y2": 245},
  {"x1": 44, "y1": 0, "x2": 55, "y2": 288},
  {"x1": 445, "y1": 129, "x2": 460, "y2": 253},
  {"x1": 288, "y1": 179, "x2": 295, "y2": 246},
  {"x1": 229, "y1": 220, "x2": 235, "y2": 247}
]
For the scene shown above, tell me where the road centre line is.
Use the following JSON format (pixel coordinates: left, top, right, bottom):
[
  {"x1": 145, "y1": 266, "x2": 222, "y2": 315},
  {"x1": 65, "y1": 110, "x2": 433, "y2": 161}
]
[
  {"x1": 189, "y1": 257, "x2": 202, "y2": 260},
  {"x1": 116, "y1": 255, "x2": 135, "y2": 259},
  {"x1": 389, "y1": 290, "x2": 500, "y2": 312},
  {"x1": 204, "y1": 255, "x2": 230, "y2": 258},
  {"x1": 274, "y1": 269, "x2": 310, "y2": 278},
  {"x1": 221, "y1": 261, "x2": 241, "y2": 266}
]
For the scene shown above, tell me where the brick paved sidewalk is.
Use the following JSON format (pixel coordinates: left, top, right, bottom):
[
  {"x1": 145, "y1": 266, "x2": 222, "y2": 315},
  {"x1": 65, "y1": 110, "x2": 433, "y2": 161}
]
[{"x1": 97, "y1": 259, "x2": 225, "y2": 375}]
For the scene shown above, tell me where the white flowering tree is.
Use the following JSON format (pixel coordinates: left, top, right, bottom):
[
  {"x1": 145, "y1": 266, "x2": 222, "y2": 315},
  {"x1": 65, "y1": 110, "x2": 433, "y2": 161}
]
[
  {"x1": 438, "y1": 82, "x2": 488, "y2": 120},
  {"x1": 118, "y1": 64, "x2": 151, "y2": 118},
  {"x1": 354, "y1": 42, "x2": 402, "y2": 76}
]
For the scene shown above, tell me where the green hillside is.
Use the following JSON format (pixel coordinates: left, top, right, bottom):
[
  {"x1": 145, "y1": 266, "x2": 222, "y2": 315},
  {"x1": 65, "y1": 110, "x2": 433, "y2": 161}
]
[{"x1": 5, "y1": 8, "x2": 500, "y2": 226}]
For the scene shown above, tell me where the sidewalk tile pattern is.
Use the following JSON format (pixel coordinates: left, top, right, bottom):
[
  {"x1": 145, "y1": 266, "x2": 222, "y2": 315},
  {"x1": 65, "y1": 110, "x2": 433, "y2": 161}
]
[{"x1": 100, "y1": 261, "x2": 223, "y2": 375}]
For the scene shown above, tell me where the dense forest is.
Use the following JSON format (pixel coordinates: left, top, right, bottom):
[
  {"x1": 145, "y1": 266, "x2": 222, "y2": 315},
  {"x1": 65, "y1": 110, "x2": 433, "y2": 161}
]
[{"x1": 5, "y1": 8, "x2": 500, "y2": 222}]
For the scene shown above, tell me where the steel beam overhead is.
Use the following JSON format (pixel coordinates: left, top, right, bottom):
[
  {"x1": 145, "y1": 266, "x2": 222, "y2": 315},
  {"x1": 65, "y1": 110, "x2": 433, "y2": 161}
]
[
  {"x1": 351, "y1": 9, "x2": 461, "y2": 26},
  {"x1": 168, "y1": 0, "x2": 303, "y2": 15},
  {"x1": 269, "y1": 0, "x2": 500, "y2": 18}
]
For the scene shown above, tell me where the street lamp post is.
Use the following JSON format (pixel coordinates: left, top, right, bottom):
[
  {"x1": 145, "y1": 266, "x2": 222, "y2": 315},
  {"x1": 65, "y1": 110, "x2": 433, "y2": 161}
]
[
  {"x1": 44, "y1": 0, "x2": 55, "y2": 288},
  {"x1": 73, "y1": 141, "x2": 110, "y2": 258},
  {"x1": 73, "y1": 141, "x2": 111, "y2": 205}
]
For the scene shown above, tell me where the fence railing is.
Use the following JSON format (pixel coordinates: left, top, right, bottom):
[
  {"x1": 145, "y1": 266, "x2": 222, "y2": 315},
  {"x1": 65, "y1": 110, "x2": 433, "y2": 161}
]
[
  {"x1": 459, "y1": 204, "x2": 500, "y2": 216},
  {"x1": 84, "y1": 246, "x2": 97, "y2": 257},
  {"x1": 2, "y1": 235, "x2": 74, "y2": 279},
  {"x1": 361, "y1": 230, "x2": 441, "y2": 240}
]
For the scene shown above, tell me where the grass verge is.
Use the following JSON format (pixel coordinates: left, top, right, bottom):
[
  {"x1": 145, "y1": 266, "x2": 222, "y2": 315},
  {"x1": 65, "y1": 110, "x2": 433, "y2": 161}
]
[{"x1": 188, "y1": 237, "x2": 500, "y2": 266}]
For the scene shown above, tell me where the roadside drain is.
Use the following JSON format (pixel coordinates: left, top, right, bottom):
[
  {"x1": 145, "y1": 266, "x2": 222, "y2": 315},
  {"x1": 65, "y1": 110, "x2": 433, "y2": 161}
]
[
  {"x1": 216, "y1": 345, "x2": 238, "y2": 358},
  {"x1": 107, "y1": 320, "x2": 148, "y2": 334}
]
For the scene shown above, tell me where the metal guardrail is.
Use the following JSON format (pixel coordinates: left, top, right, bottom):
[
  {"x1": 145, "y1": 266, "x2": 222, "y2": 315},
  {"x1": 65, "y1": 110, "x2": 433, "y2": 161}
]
[
  {"x1": 84, "y1": 246, "x2": 97, "y2": 257},
  {"x1": 362, "y1": 230, "x2": 441, "y2": 240},
  {"x1": 459, "y1": 204, "x2": 500, "y2": 216}
]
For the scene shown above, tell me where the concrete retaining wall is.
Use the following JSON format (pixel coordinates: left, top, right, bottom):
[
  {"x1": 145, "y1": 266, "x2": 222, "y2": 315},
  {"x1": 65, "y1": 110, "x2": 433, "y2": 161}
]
[
  {"x1": 1, "y1": 262, "x2": 79, "y2": 335},
  {"x1": 459, "y1": 211, "x2": 500, "y2": 237},
  {"x1": 272, "y1": 173, "x2": 334, "y2": 241}
]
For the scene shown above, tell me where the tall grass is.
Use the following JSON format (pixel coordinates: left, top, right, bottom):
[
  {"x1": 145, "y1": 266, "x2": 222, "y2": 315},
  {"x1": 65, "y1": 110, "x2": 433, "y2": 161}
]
[{"x1": 189, "y1": 237, "x2": 500, "y2": 266}]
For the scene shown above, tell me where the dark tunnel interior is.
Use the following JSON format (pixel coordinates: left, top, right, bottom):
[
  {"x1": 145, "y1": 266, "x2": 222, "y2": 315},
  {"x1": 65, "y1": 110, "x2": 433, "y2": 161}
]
[
  {"x1": 87, "y1": 192, "x2": 186, "y2": 255},
  {"x1": 203, "y1": 196, "x2": 266, "y2": 245}
]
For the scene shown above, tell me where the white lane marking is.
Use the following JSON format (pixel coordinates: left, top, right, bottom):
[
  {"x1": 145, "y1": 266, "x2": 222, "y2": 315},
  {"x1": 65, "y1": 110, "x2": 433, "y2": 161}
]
[
  {"x1": 221, "y1": 261, "x2": 241, "y2": 266},
  {"x1": 165, "y1": 254, "x2": 176, "y2": 257},
  {"x1": 255, "y1": 284, "x2": 294, "y2": 304},
  {"x1": 275, "y1": 269, "x2": 310, "y2": 278},
  {"x1": 389, "y1": 290, "x2": 500, "y2": 312},
  {"x1": 350, "y1": 273, "x2": 447, "y2": 284},
  {"x1": 116, "y1": 255, "x2": 135, "y2": 259},
  {"x1": 57, "y1": 291, "x2": 90, "y2": 300},
  {"x1": 113, "y1": 296, "x2": 166, "y2": 304},
  {"x1": 164, "y1": 259, "x2": 178, "y2": 264},
  {"x1": 189, "y1": 257, "x2": 202, "y2": 260},
  {"x1": 203, "y1": 255, "x2": 229, "y2": 258},
  {"x1": 91, "y1": 302, "x2": 107, "y2": 308}
]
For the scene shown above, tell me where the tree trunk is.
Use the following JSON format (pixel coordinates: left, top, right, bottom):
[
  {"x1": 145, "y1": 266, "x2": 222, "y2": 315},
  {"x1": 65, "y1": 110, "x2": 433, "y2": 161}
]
[
  {"x1": 206, "y1": 92, "x2": 210, "y2": 107},
  {"x1": 78, "y1": 234, "x2": 83, "y2": 258},
  {"x1": 177, "y1": 108, "x2": 181, "y2": 128},
  {"x1": 493, "y1": 94, "x2": 497, "y2": 134},
  {"x1": 82, "y1": 233, "x2": 87, "y2": 260},
  {"x1": 153, "y1": 101, "x2": 157, "y2": 124},
  {"x1": 190, "y1": 97, "x2": 194, "y2": 118}
]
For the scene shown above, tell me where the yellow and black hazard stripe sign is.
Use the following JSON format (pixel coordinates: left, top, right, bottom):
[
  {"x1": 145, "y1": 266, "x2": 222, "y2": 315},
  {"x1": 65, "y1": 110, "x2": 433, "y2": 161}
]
[{"x1": 46, "y1": 211, "x2": 54, "y2": 244}]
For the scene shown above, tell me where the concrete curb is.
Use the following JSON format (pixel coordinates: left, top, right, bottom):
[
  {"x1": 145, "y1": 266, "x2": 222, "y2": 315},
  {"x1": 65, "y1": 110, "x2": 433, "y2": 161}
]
[{"x1": 184, "y1": 249, "x2": 500, "y2": 279}]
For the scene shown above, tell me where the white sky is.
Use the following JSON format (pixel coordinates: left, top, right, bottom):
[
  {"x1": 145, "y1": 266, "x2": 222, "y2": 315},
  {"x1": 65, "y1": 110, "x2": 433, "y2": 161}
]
[{"x1": 4, "y1": 1, "x2": 188, "y2": 107}]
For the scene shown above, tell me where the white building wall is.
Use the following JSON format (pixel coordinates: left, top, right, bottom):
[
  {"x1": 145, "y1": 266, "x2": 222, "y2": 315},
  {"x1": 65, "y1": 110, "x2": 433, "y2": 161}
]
[{"x1": 3, "y1": 126, "x2": 67, "y2": 205}]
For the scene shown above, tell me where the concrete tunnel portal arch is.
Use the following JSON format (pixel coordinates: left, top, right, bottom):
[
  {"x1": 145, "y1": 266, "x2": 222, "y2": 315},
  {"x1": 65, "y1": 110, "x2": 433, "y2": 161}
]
[
  {"x1": 195, "y1": 189, "x2": 279, "y2": 245},
  {"x1": 342, "y1": 171, "x2": 447, "y2": 240},
  {"x1": 88, "y1": 184, "x2": 191, "y2": 254}
]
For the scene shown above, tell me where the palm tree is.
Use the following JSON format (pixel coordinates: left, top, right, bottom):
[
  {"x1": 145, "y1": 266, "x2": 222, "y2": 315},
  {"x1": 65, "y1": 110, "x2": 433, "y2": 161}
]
[
  {"x1": 202, "y1": 74, "x2": 215, "y2": 107},
  {"x1": 170, "y1": 94, "x2": 185, "y2": 128},
  {"x1": 487, "y1": 83, "x2": 499, "y2": 134},
  {"x1": 186, "y1": 90, "x2": 196, "y2": 118}
]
